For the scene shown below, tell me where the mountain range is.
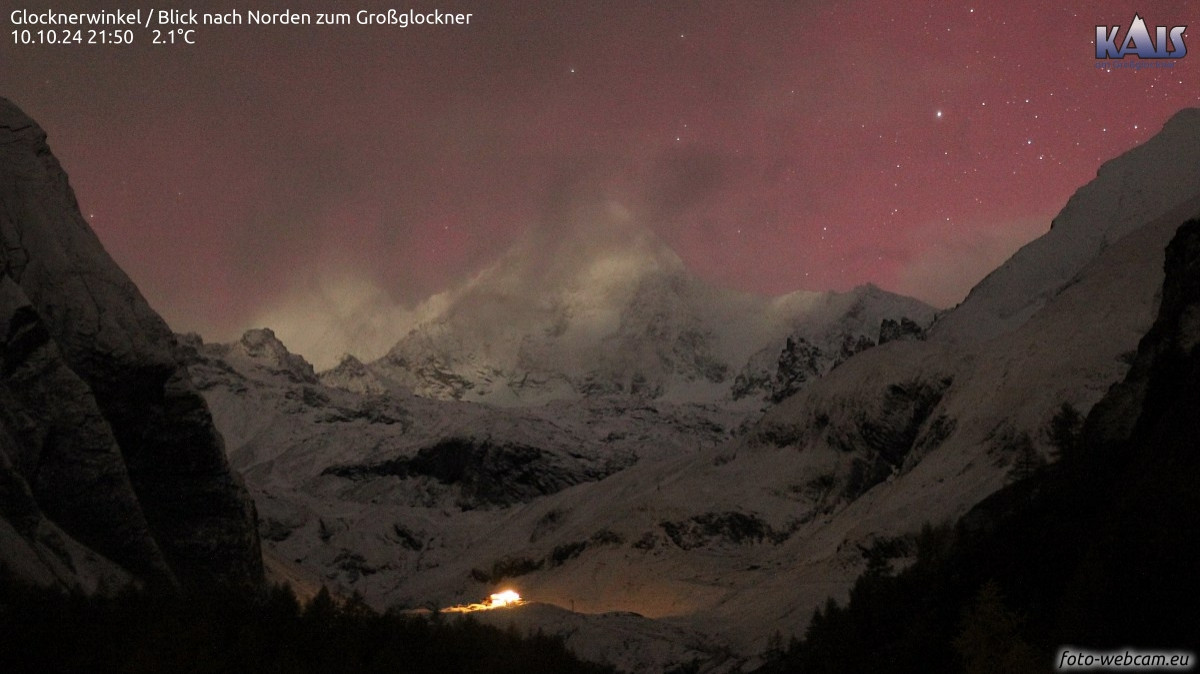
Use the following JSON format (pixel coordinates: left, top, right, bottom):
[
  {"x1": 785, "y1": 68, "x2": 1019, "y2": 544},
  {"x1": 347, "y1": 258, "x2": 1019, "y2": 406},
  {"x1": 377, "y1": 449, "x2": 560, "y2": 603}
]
[
  {"x1": 2, "y1": 96, "x2": 1198, "y2": 672},
  {"x1": 186, "y1": 109, "x2": 1200, "y2": 670}
]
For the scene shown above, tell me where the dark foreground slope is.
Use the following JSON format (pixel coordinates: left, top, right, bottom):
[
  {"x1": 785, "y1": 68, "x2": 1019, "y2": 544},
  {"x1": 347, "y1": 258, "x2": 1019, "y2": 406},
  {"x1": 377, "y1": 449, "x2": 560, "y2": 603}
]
[
  {"x1": 0, "y1": 97, "x2": 261, "y2": 590},
  {"x1": 757, "y1": 220, "x2": 1200, "y2": 673}
]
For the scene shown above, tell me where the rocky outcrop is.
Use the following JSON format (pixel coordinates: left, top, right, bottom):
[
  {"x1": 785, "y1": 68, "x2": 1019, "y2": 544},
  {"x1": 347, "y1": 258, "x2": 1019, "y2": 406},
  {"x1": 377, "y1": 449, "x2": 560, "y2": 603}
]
[
  {"x1": 732, "y1": 313, "x2": 929, "y2": 403},
  {"x1": 659, "y1": 511, "x2": 788, "y2": 550},
  {"x1": 877, "y1": 317, "x2": 926, "y2": 345},
  {"x1": 837, "y1": 333, "x2": 876, "y2": 363},
  {"x1": 770, "y1": 336, "x2": 825, "y2": 402},
  {"x1": 0, "y1": 97, "x2": 262, "y2": 590}
]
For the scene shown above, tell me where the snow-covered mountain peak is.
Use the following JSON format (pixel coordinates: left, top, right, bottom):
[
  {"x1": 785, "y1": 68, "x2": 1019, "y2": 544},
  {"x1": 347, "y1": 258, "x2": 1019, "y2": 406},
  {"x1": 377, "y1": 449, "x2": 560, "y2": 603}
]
[
  {"x1": 228, "y1": 328, "x2": 318, "y2": 383},
  {"x1": 373, "y1": 204, "x2": 934, "y2": 405}
]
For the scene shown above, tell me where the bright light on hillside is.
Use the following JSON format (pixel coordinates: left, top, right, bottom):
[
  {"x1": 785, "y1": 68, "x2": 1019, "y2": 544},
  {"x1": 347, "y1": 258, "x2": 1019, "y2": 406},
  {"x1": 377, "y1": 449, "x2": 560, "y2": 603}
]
[
  {"x1": 443, "y1": 589, "x2": 525, "y2": 613},
  {"x1": 488, "y1": 590, "x2": 521, "y2": 607}
]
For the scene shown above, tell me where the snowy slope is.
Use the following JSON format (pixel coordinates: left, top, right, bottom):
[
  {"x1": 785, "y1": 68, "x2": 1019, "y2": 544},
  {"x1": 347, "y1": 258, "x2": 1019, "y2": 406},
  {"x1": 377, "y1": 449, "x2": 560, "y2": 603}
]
[
  {"x1": 186, "y1": 328, "x2": 757, "y2": 670},
  {"x1": 932, "y1": 108, "x2": 1200, "y2": 343}
]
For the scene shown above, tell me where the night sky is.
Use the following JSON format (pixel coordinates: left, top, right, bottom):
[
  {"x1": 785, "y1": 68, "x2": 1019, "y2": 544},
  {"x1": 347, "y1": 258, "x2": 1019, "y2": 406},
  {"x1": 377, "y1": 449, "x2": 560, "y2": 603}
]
[{"x1": 3, "y1": 0, "x2": 1197, "y2": 358}]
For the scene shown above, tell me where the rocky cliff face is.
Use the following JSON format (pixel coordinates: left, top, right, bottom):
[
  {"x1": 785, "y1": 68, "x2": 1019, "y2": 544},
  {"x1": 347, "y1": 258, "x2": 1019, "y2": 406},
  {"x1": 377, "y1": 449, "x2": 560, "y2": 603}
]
[
  {"x1": 1085, "y1": 218, "x2": 1200, "y2": 452},
  {"x1": 0, "y1": 97, "x2": 262, "y2": 590}
]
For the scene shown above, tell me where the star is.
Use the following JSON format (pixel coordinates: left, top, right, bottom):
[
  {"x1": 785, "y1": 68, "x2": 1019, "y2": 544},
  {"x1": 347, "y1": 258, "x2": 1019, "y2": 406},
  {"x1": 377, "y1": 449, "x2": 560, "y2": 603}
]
[{"x1": 936, "y1": 110, "x2": 944, "y2": 119}]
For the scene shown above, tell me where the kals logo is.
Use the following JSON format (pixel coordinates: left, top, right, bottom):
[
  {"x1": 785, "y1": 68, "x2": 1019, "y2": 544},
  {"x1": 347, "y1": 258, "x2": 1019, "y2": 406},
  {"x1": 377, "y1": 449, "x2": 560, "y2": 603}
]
[{"x1": 1096, "y1": 14, "x2": 1186, "y2": 59}]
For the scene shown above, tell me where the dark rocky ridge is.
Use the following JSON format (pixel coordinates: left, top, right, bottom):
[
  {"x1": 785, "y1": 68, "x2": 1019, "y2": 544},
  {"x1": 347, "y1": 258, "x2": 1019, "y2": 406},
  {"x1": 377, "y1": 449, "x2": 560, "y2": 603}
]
[{"x1": 0, "y1": 97, "x2": 262, "y2": 589}]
